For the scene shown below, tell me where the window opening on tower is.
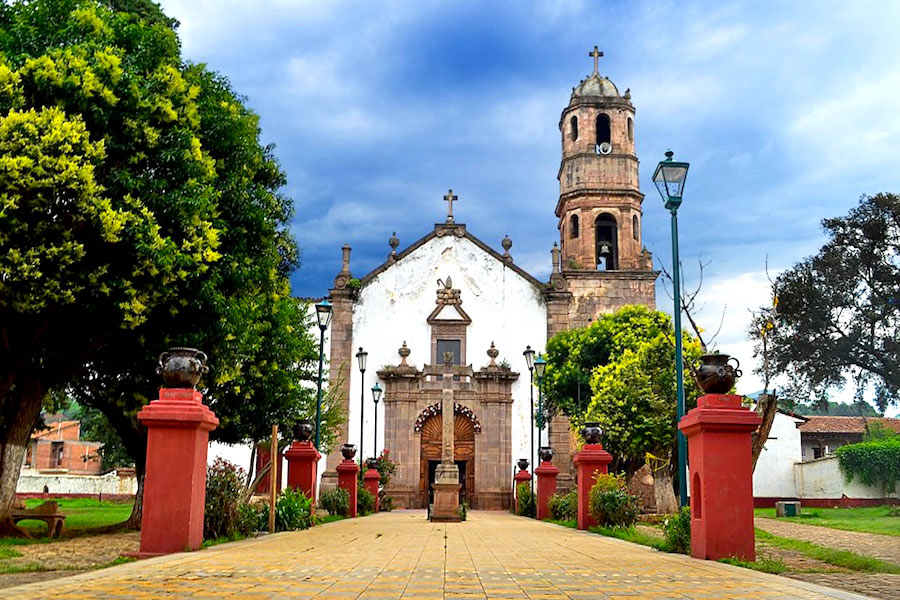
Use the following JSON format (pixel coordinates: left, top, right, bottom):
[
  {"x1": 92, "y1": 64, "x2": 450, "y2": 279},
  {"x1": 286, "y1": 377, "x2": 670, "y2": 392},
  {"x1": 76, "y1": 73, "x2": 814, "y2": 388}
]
[
  {"x1": 595, "y1": 213, "x2": 618, "y2": 270},
  {"x1": 632, "y1": 215, "x2": 639, "y2": 241},
  {"x1": 570, "y1": 116, "x2": 578, "y2": 141},
  {"x1": 569, "y1": 214, "x2": 579, "y2": 238},
  {"x1": 627, "y1": 117, "x2": 633, "y2": 142},
  {"x1": 596, "y1": 114, "x2": 611, "y2": 145}
]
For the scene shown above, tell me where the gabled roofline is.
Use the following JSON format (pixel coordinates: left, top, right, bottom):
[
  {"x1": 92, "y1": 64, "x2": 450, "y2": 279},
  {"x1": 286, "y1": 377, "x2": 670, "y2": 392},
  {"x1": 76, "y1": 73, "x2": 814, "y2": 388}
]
[{"x1": 358, "y1": 223, "x2": 547, "y2": 291}]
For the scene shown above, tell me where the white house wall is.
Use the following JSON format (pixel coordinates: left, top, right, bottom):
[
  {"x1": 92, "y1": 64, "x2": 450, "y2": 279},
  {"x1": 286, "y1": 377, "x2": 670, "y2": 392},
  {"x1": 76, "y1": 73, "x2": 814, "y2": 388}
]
[
  {"x1": 345, "y1": 235, "x2": 548, "y2": 466},
  {"x1": 752, "y1": 411, "x2": 804, "y2": 498}
]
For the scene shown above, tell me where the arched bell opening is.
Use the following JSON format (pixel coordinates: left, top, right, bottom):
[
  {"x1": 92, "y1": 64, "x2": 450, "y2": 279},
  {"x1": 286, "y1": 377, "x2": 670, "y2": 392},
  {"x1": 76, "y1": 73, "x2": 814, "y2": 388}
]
[{"x1": 595, "y1": 213, "x2": 618, "y2": 270}]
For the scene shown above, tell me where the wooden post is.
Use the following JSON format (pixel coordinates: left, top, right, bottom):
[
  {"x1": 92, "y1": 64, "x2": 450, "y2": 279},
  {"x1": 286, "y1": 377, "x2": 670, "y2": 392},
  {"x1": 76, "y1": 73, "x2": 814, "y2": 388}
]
[{"x1": 269, "y1": 425, "x2": 278, "y2": 533}]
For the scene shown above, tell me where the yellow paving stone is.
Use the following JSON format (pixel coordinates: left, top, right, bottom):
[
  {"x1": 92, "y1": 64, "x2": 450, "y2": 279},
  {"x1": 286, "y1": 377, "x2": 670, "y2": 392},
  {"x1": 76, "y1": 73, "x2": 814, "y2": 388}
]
[{"x1": 0, "y1": 511, "x2": 877, "y2": 600}]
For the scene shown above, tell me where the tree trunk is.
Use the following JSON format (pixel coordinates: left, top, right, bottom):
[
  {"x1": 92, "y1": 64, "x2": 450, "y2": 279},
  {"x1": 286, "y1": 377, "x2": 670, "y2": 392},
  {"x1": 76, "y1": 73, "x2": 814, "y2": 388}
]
[
  {"x1": 124, "y1": 466, "x2": 144, "y2": 530},
  {"x1": 0, "y1": 380, "x2": 47, "y2": 536},
  {"x1": 653, "y1": 466, "x2": 679, "y2": 515},
  {"x1": 751, "y1": 392, "x2": 779, "y2": 472}
]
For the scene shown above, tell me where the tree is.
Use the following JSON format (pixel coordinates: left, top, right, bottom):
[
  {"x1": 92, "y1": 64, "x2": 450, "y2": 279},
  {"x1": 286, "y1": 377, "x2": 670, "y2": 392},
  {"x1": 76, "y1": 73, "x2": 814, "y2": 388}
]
[
  {"x1": 0, "y1": 0, "x2": 341, "y2": 533},
  {"x1": 770, "y1": 193, "x2": 900, "y2": 412},
  {"x1": 543, "y1": 305, "x2": 702, "y2": 513}
]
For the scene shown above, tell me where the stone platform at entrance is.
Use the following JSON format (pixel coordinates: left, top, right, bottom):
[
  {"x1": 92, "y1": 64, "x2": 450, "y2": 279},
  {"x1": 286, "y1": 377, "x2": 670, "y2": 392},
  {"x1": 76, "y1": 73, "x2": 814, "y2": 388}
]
[{"x1": 0, "y1": 511, "x2": 869, "y2": 600}]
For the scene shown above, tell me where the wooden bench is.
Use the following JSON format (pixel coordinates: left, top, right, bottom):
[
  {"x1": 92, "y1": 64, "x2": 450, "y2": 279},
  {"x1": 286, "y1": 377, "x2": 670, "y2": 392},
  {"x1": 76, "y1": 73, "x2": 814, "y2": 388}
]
[{"x1": 11, "y1": 500, "x2": 66, "y2": 538}]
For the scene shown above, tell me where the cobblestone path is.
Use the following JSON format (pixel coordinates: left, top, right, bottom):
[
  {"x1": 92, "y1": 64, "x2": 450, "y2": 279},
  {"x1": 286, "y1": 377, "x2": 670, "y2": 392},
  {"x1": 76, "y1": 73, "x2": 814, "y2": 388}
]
[
  {"x1": 754, "y1": 517, "x2": 900, "y2": 565},
  {"x1": 0, "y1": 511, "x2": 872, "y2": 599}
]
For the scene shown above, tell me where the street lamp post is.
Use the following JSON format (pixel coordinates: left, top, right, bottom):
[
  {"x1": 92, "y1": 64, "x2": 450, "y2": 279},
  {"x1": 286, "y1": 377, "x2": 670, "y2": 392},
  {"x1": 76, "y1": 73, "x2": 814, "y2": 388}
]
[
  {"x1": 652, "y1": 150, "x2": 690, "y2": 508},
  {"x1": 523, "y1": 346, "x2": 535, "y2": 495},
  {"x1": 534, "y1": 354, "x2": 547, "y2": 454},
  {"x1": 314, "y1": 299, "x2": 333, "y2": 450},
  {"x1": 356, "y1": 347, "x2": 368, "y2": 468},
  {"x1": 371, "y1": 382, "x2": 383, "y2": 460}
]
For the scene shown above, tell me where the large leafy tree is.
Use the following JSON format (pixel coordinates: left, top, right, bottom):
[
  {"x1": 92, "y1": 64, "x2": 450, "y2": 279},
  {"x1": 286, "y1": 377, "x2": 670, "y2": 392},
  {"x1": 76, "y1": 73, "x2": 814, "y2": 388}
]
[
  {"x1": 543, "y1": 305, "x2": 702, "y2": 513},
  {"x1": 0, "y1": 0, "x2": 340, "y2": 532},
  {"x1": 770, "y1": 193, "x2": 900, "y2": 412}
]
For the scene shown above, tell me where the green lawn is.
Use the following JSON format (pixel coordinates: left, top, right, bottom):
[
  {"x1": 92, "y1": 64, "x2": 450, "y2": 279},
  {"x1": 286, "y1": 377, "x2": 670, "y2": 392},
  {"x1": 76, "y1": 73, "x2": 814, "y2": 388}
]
[
  {"x1": 755, "y1": 529, "x2": 900, "y2": 573},
  {"x1": 15, "y1": 498, "x2": 134, "y2": 538},
  {"x1": 754, "y1": 505, "x2": 899, "y2": 537}
]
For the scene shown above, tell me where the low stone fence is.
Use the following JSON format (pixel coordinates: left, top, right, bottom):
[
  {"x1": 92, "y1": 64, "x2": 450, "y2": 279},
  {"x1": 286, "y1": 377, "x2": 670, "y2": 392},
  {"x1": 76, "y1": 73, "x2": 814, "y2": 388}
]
[
  {"x1": 792, "y1": 455, "x2": 898, "y2": 507},
  {"x1": 16, "y1": 470, "x2": 137, "y2": 501}
]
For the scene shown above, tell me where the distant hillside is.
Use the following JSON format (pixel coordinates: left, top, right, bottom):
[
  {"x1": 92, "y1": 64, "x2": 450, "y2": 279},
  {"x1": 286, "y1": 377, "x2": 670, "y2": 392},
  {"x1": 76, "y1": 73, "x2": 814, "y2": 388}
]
[{"x1": 778, "y1": 399, "x2": 881, "y2": 417}]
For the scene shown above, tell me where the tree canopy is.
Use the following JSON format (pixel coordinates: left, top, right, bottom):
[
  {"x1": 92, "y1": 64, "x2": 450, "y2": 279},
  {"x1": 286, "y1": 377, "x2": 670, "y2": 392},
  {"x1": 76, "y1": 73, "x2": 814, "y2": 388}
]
[
  {"x1": 0, "y1": 0, "x2": 340, "y2": 531},
  {"x1": 770, "y1": 193, "x2": 900, "y2": 412}
]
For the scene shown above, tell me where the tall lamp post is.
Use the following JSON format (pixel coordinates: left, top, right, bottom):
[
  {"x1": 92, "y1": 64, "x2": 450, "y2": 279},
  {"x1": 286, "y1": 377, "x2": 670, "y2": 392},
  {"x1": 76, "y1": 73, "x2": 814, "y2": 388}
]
[
  {"x1": 523, "y1": 345, "x2": 536, "y2": 494},
  {"x1": 371, "y1": 382, "x2": 383, "y2": 459},
  {"x1": 652, "y1": 150, "x2": 690, "y2": 508},
  {"x1": 356, "y1": 347, "x2": 368, "y2": 467},
  {"x1": 314, "y1": 299, "x2": 333, "y2": 450},
  {"x1": 534, "y1": 354, "x2": 547, "y2": 452}
]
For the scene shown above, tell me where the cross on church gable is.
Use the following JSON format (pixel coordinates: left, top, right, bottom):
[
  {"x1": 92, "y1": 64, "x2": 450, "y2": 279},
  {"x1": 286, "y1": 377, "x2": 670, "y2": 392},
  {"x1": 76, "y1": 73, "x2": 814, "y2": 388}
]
[{"x1": 443, "y1": 189, "x2": 458, "y2": 223}]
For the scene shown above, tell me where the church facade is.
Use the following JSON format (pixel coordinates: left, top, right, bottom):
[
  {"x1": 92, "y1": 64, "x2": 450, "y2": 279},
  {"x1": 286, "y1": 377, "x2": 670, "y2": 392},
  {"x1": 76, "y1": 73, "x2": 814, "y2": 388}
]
[{"x1": 320, "y1": 51, "x2": 657, "y2": 509}]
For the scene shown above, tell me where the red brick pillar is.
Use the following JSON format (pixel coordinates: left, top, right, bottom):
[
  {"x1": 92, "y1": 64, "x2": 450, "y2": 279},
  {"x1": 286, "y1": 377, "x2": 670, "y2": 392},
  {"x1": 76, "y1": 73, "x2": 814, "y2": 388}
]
[
  {"x1": 573, "y1": 444, "x2": 612, "y2": 530},
  {"x1": 513, "y1": 467, "x2": 532, "y2": 514},
  {"x1": 285, "y1": 441, "x2": 321, "y2": 500},
  {"x1": 679, "y1": 394, "x2": 761, "y2": 561},
  {"x1": 535, "y1": 460, "x2": 559, "y2": 520},
  {"x1": 137, "y1": 388, "x2": 218, "y2": 556},
  {"x1": 363, "y1": 466, "x2": 380, "y2": 513},
  {"x1": 336, "y1": 459, "x2": 359, "y2": 518}
]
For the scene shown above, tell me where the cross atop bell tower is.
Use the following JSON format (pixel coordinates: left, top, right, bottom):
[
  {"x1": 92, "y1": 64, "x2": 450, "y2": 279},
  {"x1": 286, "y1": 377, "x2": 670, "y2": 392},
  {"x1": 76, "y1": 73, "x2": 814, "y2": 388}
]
[{"x1": 589, "y1": 46, "x2": 603, "y2": 74}]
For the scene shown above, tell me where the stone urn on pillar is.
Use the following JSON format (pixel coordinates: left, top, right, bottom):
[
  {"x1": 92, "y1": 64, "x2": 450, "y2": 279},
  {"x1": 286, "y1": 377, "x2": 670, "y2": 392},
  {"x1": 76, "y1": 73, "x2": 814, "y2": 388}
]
[
  {"x1": 679, "y1": 389, "x2": 760, "y2": 561},
  {"x1": 137, "y1": 348, "x2": 218, "y2": 556},
  {"x1": 573, "y1": 423, "x2": 612, "y2": 530},
  {"x1": 513, "y1": 459, "x2": 532, "y2": 514},
  {"x1": 285, "y1": 419, "x2": 321, "y2": 500},
  {"x1": 363, "y1": 458, "x2": 380, "y2": 513},
  {"x1": 535, "y1": 446, "x2": 559, "y2": 521},
  {"x1": 336, "y1": 443, "x2": 359, "y2": 518}
]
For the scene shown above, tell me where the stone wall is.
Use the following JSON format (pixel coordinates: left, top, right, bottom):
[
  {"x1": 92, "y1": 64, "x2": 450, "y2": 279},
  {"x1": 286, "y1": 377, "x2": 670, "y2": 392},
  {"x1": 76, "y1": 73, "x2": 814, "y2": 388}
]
[
  {"x1": 563, "y1": 269, "x2": 657, "y2": 328},
  {"x1": 794, "y1": 456, "x2": 898, "y2": 502},
  {"x1": 17, "y1": 471, "x2": 137, "y2": 497}
]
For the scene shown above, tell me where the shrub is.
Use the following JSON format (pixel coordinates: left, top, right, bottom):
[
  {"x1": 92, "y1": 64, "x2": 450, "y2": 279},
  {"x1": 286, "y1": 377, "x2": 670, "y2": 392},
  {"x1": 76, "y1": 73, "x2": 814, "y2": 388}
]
[
  {"x1": 516, "y1": 482, "x2": 535, "y2": 517},
  {"x1": 374, "y1": 450, "x2": 398, "y2": 511},
  {"x1": 460, "y1": 501, "x2": 468, "y2": 521},
  {"x1": 836, "y1": 437, "x2": 900, "y2": 493},
  {"x1": 663, "y1": 506, "x2": 691, "y2": 554},
  {"x1": 588, "y1": 477, "x2": 639, "y2": 528},
  {"x1": 204, "y1": 458, "x2": 246, "y2": 539},
  {"x1": 357, "y1": 484, "x2": 376, "y2": 516},
  {"x1": 319, "y1": 487, "x2": 351, "y2": 516},
  {"x1": 276, "y1": 488, "x2": 314, "y2": 531},
  {"x1": 236, "y1": 501, "x2": 263, "y2": 536},
  {"x1": 548, "y1": 490, "x2": 578, "y2": 522}
]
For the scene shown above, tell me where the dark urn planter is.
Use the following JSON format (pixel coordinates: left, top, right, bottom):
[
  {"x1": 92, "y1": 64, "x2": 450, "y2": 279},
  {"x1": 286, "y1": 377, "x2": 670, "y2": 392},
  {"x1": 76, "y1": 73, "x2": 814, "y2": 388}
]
[
  {"x1": 695, "y1": 354, "x2": 742, "y2": 394},
  {"x1": 340, "y1": 443, "x2": 357, "y2": 460},
  {"x1": 293, "y1": 419, "x2": 314, "y2": 443},
  {"x1": 367, "y1": 457, "x2": 378, "y2": 470},
  {"x1": 539, "y1": 446, "x2": 554, "y2": 463},
  {"x1": 580, "y1": 422, "x2": 603, "y2": 445},
  {"x1": 517, "y1": 458, "x2": 530, "y2": 472},
  {"x1": 157, "y1": 347, "x2": 208, "y2": 389}
]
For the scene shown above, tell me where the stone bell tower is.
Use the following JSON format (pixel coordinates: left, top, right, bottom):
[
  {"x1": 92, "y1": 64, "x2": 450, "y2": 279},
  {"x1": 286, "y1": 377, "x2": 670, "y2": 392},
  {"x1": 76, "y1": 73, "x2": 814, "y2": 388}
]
[{"x1": 549, "y1": 47, "x2": 657, "y2": 330}]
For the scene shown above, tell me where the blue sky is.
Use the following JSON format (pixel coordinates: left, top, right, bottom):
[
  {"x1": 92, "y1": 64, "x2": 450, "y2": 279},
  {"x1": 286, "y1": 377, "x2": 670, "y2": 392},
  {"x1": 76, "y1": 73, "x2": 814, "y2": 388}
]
[{"x1": 159, "y1": 0, "x2": 900, "y2": 408}]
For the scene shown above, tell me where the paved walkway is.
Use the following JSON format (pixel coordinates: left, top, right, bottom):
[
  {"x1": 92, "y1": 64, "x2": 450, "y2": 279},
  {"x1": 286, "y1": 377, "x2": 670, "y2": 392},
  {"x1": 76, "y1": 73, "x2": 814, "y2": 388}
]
[
  {"x1": 1, "y1": 511, "x2": 871, "y2": 600},
  {"x1": 755, "y1": 517, "x2": 900, "y2": 565}
]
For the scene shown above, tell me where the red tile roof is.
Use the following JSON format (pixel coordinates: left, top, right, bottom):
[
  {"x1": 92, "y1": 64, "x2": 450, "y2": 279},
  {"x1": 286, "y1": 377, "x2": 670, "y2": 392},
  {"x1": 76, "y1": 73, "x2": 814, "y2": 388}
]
[{"x1": 798, "y1": 416, "x2": 900, "y2": 434}]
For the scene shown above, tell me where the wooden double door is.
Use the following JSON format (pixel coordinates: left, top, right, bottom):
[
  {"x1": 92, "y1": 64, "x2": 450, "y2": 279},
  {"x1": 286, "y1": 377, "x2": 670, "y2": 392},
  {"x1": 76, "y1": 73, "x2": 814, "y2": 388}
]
[{"x1": 419, "y1": 413, "x2": 475, "y2": 508}]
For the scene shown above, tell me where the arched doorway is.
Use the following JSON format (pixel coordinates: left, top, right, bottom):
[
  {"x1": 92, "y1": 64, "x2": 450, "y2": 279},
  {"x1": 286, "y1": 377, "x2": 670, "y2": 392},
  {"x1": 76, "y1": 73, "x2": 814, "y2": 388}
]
[{"x1": 419, "y1": 413, "x2": 475, "y2": 508}]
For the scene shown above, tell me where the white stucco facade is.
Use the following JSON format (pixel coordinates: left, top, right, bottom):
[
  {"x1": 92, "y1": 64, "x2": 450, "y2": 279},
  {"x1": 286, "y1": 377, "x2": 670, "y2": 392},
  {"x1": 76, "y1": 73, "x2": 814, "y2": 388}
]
[
  {"x1": 343, "y1": 234, "x2": 547, "y2": 467},
  {"x1": 752, "y1": 411, "x2": 804, "y2": 498}
]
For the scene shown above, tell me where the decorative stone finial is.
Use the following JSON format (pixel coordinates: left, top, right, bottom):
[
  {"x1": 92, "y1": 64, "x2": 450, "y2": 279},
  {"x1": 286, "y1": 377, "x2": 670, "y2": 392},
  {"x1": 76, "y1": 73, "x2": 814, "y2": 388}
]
[
  {"x1": 487, "y1": 342, "x2": 499, "y2": 366},
  {"x1": 398, "y1": 341, "x2": 410, "y2": 366},
  {"x1": 388, "y1": 232, "x2": 399, "y2": 260},
  {"x1": 624, "y1": 87, "x2": 631, "y2": 100},
  {"x1": 333, "y1": 244, "x2": 352, "y2": 288},
  {"x1": 551, "y1": 242, "x2": 561, "y2": 274},
  {"x1": 501, "y1": 235, "x2": 512, "y2": 262}
]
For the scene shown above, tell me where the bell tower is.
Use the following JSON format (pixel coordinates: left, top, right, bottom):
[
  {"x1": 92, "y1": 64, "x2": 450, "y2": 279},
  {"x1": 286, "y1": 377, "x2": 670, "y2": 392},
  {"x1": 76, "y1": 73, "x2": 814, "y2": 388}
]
[
  {"x1": 546, "y1": 47, "x2": 656, "y2": 331},
  {"x1": 557, "y1": 47, "x2": 648, "y2": 271}
]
